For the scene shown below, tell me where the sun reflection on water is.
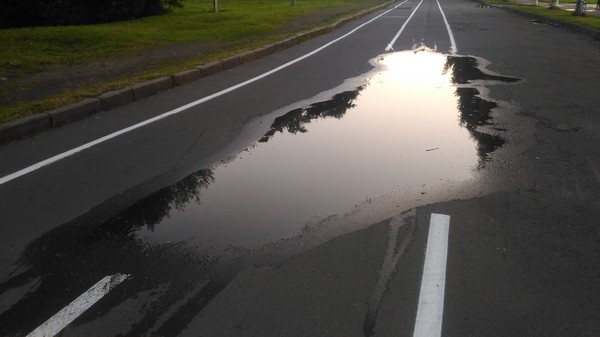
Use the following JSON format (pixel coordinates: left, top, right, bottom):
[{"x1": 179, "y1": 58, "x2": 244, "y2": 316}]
[{"x1": 125, "y1": 49, "x2": 518, "y2": 248}]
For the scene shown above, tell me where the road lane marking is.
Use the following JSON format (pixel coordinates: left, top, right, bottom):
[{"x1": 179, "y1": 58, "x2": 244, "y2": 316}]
[
  {"x1": 0, "y1": 1, "x2": 408, "y2": 187},
  {"x1": 26, "y1": 273, "x2": 129, "y2": 337},
  {"x1": 385, "y1": 0, "x2": 425, "y2": 51},
  {"x1": 435, "y1": 0, "x2": 458, "y2": 54},
  {"x1": 413, "y1": 213, "x2": 450, "y2": 337},
  {"x1": 385, "y1": 0, "x2": 457, "y2": 54}
]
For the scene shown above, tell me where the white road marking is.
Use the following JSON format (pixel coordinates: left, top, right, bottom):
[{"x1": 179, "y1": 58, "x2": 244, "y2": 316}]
[
  {"x1": 435, "y1": 0, "x2": 458, "y2": 54},
  {"x1": 0, "y1": 1, "x2": 408, "y2": 187},
  {"x1": 385, "y1": 0, "x2": 425, "y2": 51},
  {"x1": 26, "y1": 273, "x2": 129, "y2": 337},
  {"x1": 413, "y1": 213, "x2": 450, "y2": 337}
]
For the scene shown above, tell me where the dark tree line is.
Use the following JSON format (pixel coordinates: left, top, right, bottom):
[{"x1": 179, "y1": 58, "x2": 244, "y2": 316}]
[
  {"x1": 443, "y1": 55, "x2": 521, "y2": 165},
  {"x1": 0, "y1": 0, "x2": 183, "y2": 28},
  {"x1": 259, "y1": 88, "x2": 365, "y2": 143}
]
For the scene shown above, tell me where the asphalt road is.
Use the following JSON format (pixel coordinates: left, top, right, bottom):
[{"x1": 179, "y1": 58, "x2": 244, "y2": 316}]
[{"x1": 1, "y1": 0, "x2": 600, "y2": 336}]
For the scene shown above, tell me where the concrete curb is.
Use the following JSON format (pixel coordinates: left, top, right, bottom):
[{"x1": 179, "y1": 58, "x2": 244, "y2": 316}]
[
  {"x1": 0, "y1": 1, "x2": 394, "y2": 144},
  {"x1": 131, "y1": 76, "x2": 174, "y2": 101},
  {"x1": 48, "y1": 98, "x2": 102, "y2": 127},
  {"x1": 99, "y1": 88, "x2": 134, "y2": 111},
  {"x1": 0, "y1": 114, "x2": 52, "y2": 144},
  {"x1": 489, "y1": 2, "x2": 600, "y2": 40}
]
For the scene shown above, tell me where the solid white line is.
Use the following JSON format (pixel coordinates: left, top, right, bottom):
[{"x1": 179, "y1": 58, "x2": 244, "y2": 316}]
[
  {"x1": 385, "y1": 0, "x2": 425, "y2": 51},
  {"x1": 27, "y1": 274, "x2": 129, "y2": 337},
  {"x1": 0, "y1": 1, "x2": 408, "y2": 187},
  {"x1": 413, "y1": 213, "x2": 450, "y2": 337},
  {"x1": 435, "y1": 0, "x2": 458, "y2": 54}
]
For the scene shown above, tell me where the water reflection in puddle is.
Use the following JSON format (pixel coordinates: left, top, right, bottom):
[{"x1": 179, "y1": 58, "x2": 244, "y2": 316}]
[{"x1": 111, "y1": 50, "x2": 519, "y2": 249}]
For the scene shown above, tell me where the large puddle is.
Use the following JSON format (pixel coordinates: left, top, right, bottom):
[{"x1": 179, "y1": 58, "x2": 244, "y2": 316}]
[
  {"x1": 0, "y1": 50, "x2": 523, "y2": 336},
  {"x1": 107, "y1": 49, "x2": 519, "y2": 250}
]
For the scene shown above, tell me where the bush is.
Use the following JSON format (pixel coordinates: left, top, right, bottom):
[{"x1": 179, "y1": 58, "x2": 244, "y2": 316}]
[{"x1": 0, "y1": 0, "x2": 183, "y2": 28}]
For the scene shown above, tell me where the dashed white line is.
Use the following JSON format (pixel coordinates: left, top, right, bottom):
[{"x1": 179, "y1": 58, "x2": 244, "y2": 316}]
[
  {"x1": 413, "y1": 213, "x2": 450, "y2": 337},
  {"x1": 26, "y1": 274, "x2": 129, "y2": 337},
  {"x1": 0, "y1": 1, "x2": 408, "y2": 187},
  {"x1": 385, "y1": 0, "x2": 457, "y2": 54},
  {"x1": 385, "y1": 0, "x2": 425, "y2": 51}
]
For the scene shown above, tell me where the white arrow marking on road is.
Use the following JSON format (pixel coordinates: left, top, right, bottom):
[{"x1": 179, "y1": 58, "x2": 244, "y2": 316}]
[
  {"x1": 413, "y1": 213, "x2": 450, "y2": 337},
  {"x1": 26, "y1": 273, "x2": 129, "y2": 337}
]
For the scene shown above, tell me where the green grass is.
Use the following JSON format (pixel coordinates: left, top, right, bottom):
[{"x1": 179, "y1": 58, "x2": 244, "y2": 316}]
[
  {"x1": 0, "y1": 0, "x2": 390, "y2": 122},
  {"x1": 0, "y1": 0, "x2": 366, "y2": 73},
  {"x1": 508, "y1": 4, "x2": 600, "y2": 29}
]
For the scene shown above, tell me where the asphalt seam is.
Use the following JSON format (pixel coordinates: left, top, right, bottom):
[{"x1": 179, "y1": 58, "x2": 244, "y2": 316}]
[{"x1": 0, "y1": 2, "x2": 396, "y2": 145}]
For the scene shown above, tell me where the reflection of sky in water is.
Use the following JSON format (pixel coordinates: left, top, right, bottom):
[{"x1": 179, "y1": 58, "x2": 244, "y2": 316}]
[{"x1": 135, "y1": 50, "x2": 510, "y2": 248}]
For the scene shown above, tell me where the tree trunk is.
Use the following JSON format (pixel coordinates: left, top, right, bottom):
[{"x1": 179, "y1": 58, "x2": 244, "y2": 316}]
[{"x1": 574, "y1": 0, "x2": 587, "y2": 15}]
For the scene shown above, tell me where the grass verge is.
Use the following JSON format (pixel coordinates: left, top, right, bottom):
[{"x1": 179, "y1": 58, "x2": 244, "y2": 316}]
[
  {"x1": 0, "y1": 0, "x2": 389, "y2": 123},
  {"x1": 506, "y1": 4, "x2": 600, "y2": 30}
]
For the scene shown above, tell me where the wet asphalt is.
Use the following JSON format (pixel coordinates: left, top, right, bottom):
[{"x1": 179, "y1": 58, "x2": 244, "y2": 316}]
[{"x1": 1, "y1": 0, "x2": 600, "y2": 335}]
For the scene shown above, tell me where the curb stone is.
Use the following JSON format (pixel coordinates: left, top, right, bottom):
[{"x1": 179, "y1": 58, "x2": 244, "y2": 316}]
[
  {"x1": 131, "y1": 76, "x2": 174, "y2": 100},
  {"x1": 0, "y1": 1, "x2": 395, "y2": 144},
  {"x1": 222, "y1": 55, "x2": 242, "y2": 69},
  {"x1": 99, "y1": 88, "x2": 134, "y2": 111},
  {"x1": 48, "y1": 98, "x2": 102, "y2": 127},
  {"x1": 196, "y1": 60, "x2": 224, "y2": 77},
  {"x1": 0, "y1": 113, "x2": 52, "y2": 144},
  {"x1": 238, "y1": 50, "x2": 257, "y2": 64},
  {"x1": 173, "y1": 69, "x2": 202, "y2": 86}
]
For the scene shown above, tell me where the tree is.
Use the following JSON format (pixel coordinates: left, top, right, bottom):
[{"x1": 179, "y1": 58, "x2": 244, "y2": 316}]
[
  {"x1": 574, "y1": 0, "x2": 587, "y2": 15},
  {"x1": 0, "y1": 0, "x2": 183, "y2": 28}
]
